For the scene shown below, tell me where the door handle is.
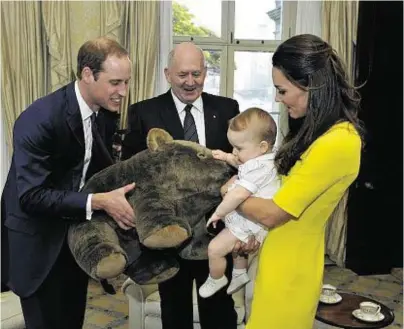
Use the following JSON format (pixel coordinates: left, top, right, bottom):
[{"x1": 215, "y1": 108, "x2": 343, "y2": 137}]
[{"x1": 364, "y1": 182, "x2": 375, "y2": 190}]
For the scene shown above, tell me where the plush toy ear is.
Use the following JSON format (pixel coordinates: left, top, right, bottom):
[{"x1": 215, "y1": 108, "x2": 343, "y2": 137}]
[{"x1": 147, "y1": 128, "x2": 174, "y2": 151}]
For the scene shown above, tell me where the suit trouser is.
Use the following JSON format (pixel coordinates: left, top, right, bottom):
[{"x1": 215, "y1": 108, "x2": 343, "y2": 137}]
[
  {"x1": 159, "y1": 255, "x2": 238, "y2": 329},
  {"x1": 20, "y1": 240, "x2": 89, "y2": 329}
]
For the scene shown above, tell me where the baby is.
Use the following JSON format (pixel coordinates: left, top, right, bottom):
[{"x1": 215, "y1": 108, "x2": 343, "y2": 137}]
[{"x1": 199, "y1": 107, "x2": 280, "y2": 298}]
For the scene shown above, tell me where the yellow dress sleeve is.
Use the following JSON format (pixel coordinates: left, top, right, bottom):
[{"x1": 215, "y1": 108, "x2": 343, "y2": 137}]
[{"x1": 273, "y1": 125, "x2": 361, "y2": 218}]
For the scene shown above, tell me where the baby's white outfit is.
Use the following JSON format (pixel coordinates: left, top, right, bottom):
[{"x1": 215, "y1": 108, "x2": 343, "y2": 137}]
[
  {"x1": 224, "y1": 153, "x2": 280, "y2": 243},
  {"x1": 199, "y1": 153, "x2": 280, "y2": 298}
]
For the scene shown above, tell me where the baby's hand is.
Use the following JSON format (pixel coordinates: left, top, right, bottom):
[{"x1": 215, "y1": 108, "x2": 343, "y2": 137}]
[
  {"x1": 206, "y1": 213, "x2": 222, "y2": 228},
  {"x1": 212, "y1": 150, "x2": 229, "y2": 162}
]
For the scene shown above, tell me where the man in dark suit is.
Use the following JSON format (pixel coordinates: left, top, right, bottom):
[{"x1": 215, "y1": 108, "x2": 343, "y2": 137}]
[
  {"x1": 122, "y1": 42, "x2": 240, "y2": 329},
  {"x1": 1, "y1": 37, "x2": 136, "y2": 329}
]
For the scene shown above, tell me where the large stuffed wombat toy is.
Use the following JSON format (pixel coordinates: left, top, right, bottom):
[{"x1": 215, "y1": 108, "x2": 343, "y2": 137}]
[{"x1": 68, "y1": 128, "x2": 234, "y2": 285}]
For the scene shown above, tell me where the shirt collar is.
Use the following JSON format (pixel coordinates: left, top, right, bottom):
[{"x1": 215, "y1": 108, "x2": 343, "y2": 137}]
[
  {"x1": 75, "y1": 80, "x2": 96, "y2": 121},
  {"x1": 171, "y1": 89, "x2": 203, "y2": 115},
  {"x1": 255, "y1": 152, "x2": 276, "y2": 161}
]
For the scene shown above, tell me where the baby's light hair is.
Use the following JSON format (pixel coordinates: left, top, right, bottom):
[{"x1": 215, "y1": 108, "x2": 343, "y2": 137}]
[{"x1": 229, "y1": 107, "x2": 277, "y2": 146}]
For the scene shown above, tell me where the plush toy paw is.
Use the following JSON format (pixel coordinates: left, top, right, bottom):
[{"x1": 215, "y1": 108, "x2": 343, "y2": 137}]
[
  {"x1": 68, "y1": 217, "x2": 128, "y2": 280},
  {"x1": 96, "y1": 253, "x2": 127, "y2": 279},
  {"x1": 142, "y1": 222, "x2": 191, "y2": 248}
]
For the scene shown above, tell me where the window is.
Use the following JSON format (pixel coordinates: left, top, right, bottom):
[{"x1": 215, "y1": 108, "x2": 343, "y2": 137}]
[{"x1": 173, "y1": 0, "x2": 295, "y2": 144}]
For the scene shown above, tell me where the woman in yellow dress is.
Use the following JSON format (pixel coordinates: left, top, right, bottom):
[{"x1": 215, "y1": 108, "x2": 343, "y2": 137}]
[{"x1": 235, "y1": 34, "x2": 365, "y2": 329}]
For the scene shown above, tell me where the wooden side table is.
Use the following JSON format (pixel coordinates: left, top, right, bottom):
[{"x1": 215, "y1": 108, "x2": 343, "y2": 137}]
[{"x1": 316, "y1": 292, "x2": 395, "y2": 329}]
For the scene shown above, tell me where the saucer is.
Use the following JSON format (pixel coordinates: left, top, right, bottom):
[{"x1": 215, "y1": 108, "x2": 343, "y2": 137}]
[
  {"x1": 319, "y1": 293, "x2": 342, "y2": 304},
  {"x1": 352, "y1": 309, "x2": 385, "y2": 322}
]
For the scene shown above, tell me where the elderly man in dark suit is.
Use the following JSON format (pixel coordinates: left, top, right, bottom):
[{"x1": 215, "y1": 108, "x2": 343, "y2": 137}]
[
  {"x1": 122, "y1": 42, "x2": 240, "y2": 329},
  {"x1": 1, "y1": 37, "x2": 136, "y2": 329}
]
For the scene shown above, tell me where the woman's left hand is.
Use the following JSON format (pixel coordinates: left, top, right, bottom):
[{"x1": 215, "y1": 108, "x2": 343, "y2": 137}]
[{"x1": 233, "y1": 235, "x2": 260, "y2": 255}]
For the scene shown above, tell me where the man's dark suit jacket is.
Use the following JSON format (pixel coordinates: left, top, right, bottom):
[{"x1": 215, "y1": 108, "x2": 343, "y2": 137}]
[
  {"x1": 121, "y1": 90, "x2": 240, "y2": 160},
  {"x1": 121, "y1": 90, "x2": 240, "y2": 329},
  {"x1": 1, "y1": 82, "x2": 116, "y2": 298}
]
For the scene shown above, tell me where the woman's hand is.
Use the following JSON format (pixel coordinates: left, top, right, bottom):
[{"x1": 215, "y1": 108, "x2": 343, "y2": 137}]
[{"x1": 233, "y1": 235, "x2": 260, "y2": 255}]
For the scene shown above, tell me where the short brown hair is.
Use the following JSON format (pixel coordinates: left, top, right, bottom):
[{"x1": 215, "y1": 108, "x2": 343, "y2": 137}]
[
  {"x1": 76, "y1": 37, "x2": 129, "y2": 80},
  {"x1": 229, "y1": 107, "x2": 277, "y2": 146}
]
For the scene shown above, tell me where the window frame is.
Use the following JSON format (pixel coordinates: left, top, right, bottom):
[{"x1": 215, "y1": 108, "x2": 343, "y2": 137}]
[{"x1": 173, "y1": 0, "x2": 297, "y2": 101}]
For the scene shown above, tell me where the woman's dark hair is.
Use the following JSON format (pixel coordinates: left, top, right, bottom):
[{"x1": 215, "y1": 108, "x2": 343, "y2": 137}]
[{"x1": 273, "y1": 34, "x2": 365, "y2": 175}]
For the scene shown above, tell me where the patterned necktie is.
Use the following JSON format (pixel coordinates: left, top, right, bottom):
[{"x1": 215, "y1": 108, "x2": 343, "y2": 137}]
[
  {"x1": 183, "y1": 104, "x2": 199, "y2": 143},
  {"x1": 91, "y1": 112, "x2": 106, "y2": 144},
  {"x1": 90, "y1": 112, "x2": 97, "y2": 131},
  {"x1": 86, "y1": 112, "x2": 113, "y2": 181}
]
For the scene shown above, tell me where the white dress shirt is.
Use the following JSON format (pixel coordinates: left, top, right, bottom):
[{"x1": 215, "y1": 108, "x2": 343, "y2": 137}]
[
  {"x1": 171, "y1": 90, "x2": 206, "y2": 146},
  {"x1": 74, "y1": 81, "x2": 96, "y2": 220}
]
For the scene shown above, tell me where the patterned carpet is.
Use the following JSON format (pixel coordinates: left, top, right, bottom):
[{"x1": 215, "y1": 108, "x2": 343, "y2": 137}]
[
  {"x1": 84, "y1": 275, "x2": 129, "y2": 329},
  {"x1": 83, "y1": 267, "x2": 403, "y2": 329}
]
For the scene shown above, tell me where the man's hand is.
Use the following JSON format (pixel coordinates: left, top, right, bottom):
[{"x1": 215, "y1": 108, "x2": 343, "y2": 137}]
[
  {"x1": 232, "y1": 235, "x2": 260, "y2": 256},
  {"x1": 206, "y1": 213, "x2": 222, "y2": 229},
  {"x1": 92, "y1": 183, "x2": 136, "y2": 230}
]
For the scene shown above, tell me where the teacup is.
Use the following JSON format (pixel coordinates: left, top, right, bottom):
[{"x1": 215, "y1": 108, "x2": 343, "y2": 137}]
[
  {"x1": 321, "y1": 284, "x2": 337, "y2": 297},
  {"x1": 359, "y1": 301, "x2": 381, "y2": 316}
]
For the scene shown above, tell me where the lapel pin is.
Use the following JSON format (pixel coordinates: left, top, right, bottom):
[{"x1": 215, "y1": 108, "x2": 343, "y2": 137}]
[{"x1": 213, "y1": 115, "x2": 216, "y2": 119}]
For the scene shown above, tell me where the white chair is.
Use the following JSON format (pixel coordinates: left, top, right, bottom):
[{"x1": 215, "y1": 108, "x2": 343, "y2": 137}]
[
  {"x1": 123, "y1": 253, "x2": 259, "y2": 329},
  {"x1": 0, "y1": 291, "x2": 25, "y2": 329}
]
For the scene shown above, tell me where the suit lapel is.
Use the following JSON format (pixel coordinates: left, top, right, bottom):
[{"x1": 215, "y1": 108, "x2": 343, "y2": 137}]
[
  {"x1": 159, "y1": 90, "x2": 185, "y2": 139},
  {"x1": 66, "y1": 82, "x2": 85, "y2": 148},
  {"x1": 202, "y1": 93, "x2": 220, "y2": 149}
]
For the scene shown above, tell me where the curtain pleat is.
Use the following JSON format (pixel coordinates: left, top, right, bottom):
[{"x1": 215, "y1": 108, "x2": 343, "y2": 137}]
[
  {"x1": 1, "y1": 1, "x2": 45, "y2": 148},
  {"x1": 121, "y1": 1, "x2": 159, "y2": 128},
  {"x1": 322, "y1": 0, "x2": 359, "y2": 267},
  {"x1": 2, "y1": 1, "x2": 160, "y2": 152},
  {"x1": 42, "y1": 1, "x2": 73, "y2": 91}
]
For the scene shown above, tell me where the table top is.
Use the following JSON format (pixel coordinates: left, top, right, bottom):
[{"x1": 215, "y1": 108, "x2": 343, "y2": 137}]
[{"x1": 316, "y1": 292, "x2": 395, "y2": 329}]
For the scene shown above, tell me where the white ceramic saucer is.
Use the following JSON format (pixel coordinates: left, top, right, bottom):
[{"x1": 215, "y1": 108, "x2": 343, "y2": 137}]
[
  {"x1": 319, "y1": 293, "x2": 342, "y2": 304},
  {"x1": 352, "y1": 309, "x2": 385, "y2": 322}
]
